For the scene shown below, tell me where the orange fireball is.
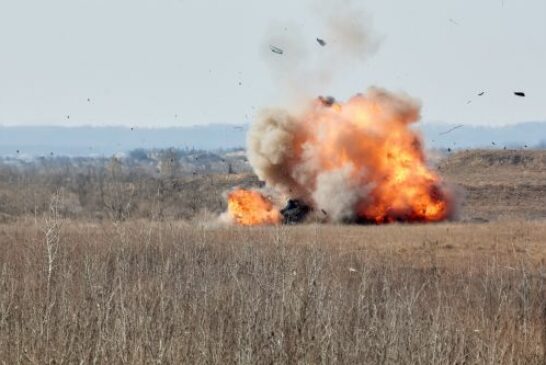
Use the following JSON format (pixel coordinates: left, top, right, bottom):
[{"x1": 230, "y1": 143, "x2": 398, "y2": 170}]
[
  {"x1": 227, "y1": 189, "x2": 281, "y2": 226},
  {"x1": 299, "y1": 90, "x2": 452, "y2": 223},
  {"x1": 245, "y1": 87, "x2": 454, "y2": 225}
]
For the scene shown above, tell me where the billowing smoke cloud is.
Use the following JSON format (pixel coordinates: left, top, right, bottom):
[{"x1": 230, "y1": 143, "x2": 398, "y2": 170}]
[
  {"x1": 264, "y1": 0, "x2": 380, "y2": 100},
  {"x1": 246, "y1": 109, "x2": 301, "y2": 195},
  {"x1": 246, "y1": 87, "x2": 454, "y2": 224},
  {"x1": 312, "y1": 165, "x2": 373, "y2": 222}
]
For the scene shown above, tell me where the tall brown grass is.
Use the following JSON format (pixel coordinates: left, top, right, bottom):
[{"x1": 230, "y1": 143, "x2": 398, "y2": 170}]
[{"x1": 0, "y1": 216, "x2": 544, "y2": 364}]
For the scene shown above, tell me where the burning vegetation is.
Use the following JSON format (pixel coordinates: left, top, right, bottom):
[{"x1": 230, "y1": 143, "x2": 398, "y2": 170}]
[{"x1": 226, "y1": 87, "x2": 454, "y2": 226}]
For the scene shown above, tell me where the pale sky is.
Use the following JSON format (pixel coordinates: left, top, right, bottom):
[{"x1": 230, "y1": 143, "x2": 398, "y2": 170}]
[{"x1": 0, "y1": 0, "x2": 545, "y2": 127}]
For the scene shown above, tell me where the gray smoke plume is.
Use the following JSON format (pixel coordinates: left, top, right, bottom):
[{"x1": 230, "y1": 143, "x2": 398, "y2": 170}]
[
  {"x1": 263, "y1": 0, "x2": 381, "y2": 100},
  {"x1": 313, "y1": 0, "x2": 380, "y2": 61},
  {"x1": 312, "y1": 166, "x2": 374, "y2": 222},
  {"x1": 246, "y1": 108, "x2": 303, "y2": 196}
]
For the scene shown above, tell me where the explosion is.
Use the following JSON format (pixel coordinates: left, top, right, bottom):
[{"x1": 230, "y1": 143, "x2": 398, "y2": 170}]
[{"x1": 227, "y1": 87, "x2": 454, "y2": 225}]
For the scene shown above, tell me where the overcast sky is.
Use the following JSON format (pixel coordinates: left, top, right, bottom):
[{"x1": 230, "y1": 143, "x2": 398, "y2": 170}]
[{"x1": 0, "y1": 0, "x2": 545, "y2": 127}]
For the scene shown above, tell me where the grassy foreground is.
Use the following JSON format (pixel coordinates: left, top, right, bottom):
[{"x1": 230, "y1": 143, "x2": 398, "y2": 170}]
[{"x1": 0, "y1": 218, "x2": 545, "y2": 364}]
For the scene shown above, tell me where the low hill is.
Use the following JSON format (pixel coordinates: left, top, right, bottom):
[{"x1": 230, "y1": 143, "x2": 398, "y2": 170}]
[{"x1": 439, "y1": 149, "x2": 546, "y2": 222}]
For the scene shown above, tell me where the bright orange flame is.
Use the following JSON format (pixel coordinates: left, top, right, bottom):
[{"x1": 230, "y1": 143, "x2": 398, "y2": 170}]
[
  {"x1": 227, "y1": 189, "x2": 281, "y2": 226},
  {"x1": 298, "y1": 92, "x2": 452, "y2": 223}
]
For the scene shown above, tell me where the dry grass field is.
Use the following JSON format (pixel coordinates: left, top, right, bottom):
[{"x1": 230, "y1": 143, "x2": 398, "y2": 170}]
[{"x1": 0, "y1": 150, "x2": 545, "y2": 364}]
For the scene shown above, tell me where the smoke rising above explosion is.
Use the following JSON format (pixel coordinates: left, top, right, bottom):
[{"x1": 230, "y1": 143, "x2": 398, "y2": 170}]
[
  {"x1": 265, "y1": 0, "x2": 380, "y2": 101},
  {"x1": 227, "y1": 88, "x2": 454, "y2": 225}
]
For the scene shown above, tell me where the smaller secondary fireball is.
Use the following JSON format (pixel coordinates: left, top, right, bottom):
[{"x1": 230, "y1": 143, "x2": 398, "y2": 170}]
[{"x1": 227, "y1": 189, "x2": 281, "y2": 226}]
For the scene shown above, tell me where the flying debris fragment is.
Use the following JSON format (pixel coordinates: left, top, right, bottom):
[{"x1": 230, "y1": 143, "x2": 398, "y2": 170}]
[
  {"x1": 478, "y1": 92, "x2": 485, "y2": 96},
  {"x1": 514, "y1": 92, "x2": 526, "y2": 97},
  {"x1": 269, "y1": 45, "x2": 284, "y2": 55},
  {"x1": 318, "y1": 95, "x2": 336, "y2": 107},
  {"x1": 439, "y1": 124, "x2": 464, "y2": 136},
  {"x1": 316, "y1": 38, "x2": 326, "y2": 46}
]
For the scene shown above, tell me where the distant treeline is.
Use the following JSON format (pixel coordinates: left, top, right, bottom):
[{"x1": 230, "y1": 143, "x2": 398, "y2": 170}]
[{"x1": 0, "y1": 148, "x2": 255, "y2": 222}]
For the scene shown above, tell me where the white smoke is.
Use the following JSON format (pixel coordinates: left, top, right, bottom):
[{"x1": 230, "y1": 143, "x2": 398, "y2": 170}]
[{"x1": 312, "y1": 166, "x2": 374, "y2": 222}]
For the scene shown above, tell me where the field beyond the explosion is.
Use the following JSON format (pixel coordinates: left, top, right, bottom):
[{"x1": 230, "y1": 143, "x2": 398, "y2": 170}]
[{"x1": 0, "y1": 150, "x2": 545, "y2": 364}]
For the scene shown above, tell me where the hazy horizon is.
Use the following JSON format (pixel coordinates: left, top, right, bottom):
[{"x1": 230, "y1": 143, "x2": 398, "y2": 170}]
[{"x1": 1, "y1": 121, "x2": 545, "y2": 157}]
